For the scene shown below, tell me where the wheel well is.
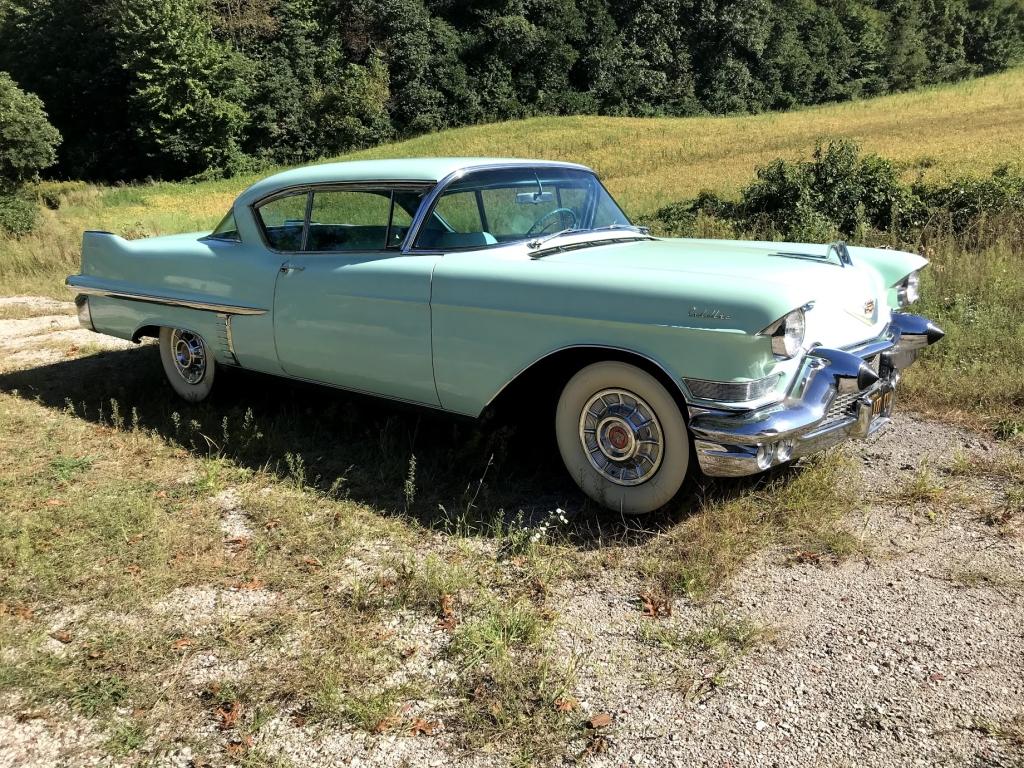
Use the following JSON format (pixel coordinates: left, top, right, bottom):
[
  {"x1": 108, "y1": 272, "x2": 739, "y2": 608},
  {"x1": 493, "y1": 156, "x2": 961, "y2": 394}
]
[
  {"x1": 483, "y1": 346, "x2": 688, "y2": 421},
  {"x1": 132, "y1": 325, "x2": 161, "y2": 343}
]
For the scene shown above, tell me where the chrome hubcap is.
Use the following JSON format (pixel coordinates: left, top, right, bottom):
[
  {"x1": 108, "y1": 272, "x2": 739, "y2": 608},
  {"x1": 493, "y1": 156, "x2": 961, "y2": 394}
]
[
  {"x1": 579, "y1": 388, "x2": 664, "y2": 486},
  {"x1": 171, "y1": 329, "x2": 206, "y2": 385}
]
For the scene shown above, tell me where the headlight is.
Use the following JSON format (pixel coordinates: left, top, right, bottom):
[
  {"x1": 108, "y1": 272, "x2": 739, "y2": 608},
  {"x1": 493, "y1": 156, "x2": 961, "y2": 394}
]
[
  {"x1": 896, "y1": 270, "x2": 921, "y2": 307},
  {"x1": 760, "y1": 308, "x2": 806, "y2": 358}
]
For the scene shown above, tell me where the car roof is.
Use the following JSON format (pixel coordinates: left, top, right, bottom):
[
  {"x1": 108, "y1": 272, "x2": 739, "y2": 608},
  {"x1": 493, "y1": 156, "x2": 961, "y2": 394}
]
[{"x1": 235, "y1": 157, "x2": 594, "y2": 207}]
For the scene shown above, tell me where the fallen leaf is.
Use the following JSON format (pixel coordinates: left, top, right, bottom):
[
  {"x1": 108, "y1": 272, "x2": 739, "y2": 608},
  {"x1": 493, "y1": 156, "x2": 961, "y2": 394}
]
[
  {"x1": 225, "y1": 735, "x2": 253, "y2": 755},
  {"x1": 554, "y1": 697, "x2": 577, "y2": 713},
  {"x1": 172, "y1": 637, "x2": 194, "y2": 650},
  {"x1": 215, "y1": 701, "x2": 242, "y2": 730},
  {"x1": 49, "y1": 630, "x2": 72, "y2": 644},
  {"x1": 233, "y1": 576, "x2": 265, "y2": 591},
  {"x1": 639, "y1": 590, "x2": 672, "y2": 618},
  {"x1": 437, "y1": 593, "x2": 457, "y2": 630},
  {"x1": 579, "y1": 733, "x2": 610, "y2": 758},
  {"x1": 439, "y1": 593, "x2": 454, "y2": 618},
  {"x1": 586, "y1": 712, "x2": 613, "y2": 729},
  {"x1": 409, "y1": 718, "x2": 441, "y2": 736},
  {"x1": 373, "y1": 715, "x2": 401, "y2": 734}
]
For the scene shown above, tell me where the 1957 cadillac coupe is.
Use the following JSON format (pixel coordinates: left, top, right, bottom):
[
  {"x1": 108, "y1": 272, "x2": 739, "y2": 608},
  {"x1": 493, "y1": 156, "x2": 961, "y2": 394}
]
[{"x1": 68, "y1": 158, "x2": 943, "y2": 514}]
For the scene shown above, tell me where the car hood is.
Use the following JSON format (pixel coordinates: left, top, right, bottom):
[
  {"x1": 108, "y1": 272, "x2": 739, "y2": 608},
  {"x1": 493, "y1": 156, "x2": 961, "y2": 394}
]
[{"x1": 538, "y1": 235, "x2": 893, "y2": 348}]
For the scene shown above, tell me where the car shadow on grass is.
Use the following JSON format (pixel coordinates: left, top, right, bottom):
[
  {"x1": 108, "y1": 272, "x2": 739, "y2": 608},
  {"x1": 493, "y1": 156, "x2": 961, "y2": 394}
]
[{"x1": 0, "y1": 346, "x2": 791, "y2": 547}]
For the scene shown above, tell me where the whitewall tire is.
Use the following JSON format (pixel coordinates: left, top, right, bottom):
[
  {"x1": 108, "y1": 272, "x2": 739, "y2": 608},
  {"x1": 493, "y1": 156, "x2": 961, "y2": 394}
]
[
  {"x1": 556, "y1": 361, "x2": 690, "y2": 514},
  {"x1": 159, "y1": 327, "x2": 216, "y2": 402}
]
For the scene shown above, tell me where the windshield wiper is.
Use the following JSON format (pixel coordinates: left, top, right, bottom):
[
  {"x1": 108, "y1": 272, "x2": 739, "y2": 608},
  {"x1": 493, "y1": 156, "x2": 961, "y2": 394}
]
[
  {"x1": 526, "y1": 223, "x2": 650, "y2": 254},
  {"x1": 526, "y1": 227, "x2": 580, "y2": 250}
]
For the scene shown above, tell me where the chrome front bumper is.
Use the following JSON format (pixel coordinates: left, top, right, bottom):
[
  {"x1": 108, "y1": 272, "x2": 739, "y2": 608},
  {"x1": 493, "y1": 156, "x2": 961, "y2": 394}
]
[{"x1": 690, "y1": 312, "x2": 943, "y2": 477}]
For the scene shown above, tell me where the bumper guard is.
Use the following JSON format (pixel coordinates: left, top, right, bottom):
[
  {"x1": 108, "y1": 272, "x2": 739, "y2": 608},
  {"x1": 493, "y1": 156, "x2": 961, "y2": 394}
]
[{"x1": 690, "y1": 312, "x2": 943, "y2": 477}]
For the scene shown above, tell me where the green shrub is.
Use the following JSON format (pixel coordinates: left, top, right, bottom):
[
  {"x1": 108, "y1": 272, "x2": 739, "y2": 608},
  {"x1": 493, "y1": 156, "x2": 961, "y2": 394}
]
[
  {"x1": 0, "y1": 192, "x2": 39, "y2": 236},
  {"x1": 738, "y1": 139, "x2": 910, "y2": 239},
  {"x1": 645, "y1": 142, "x2": 1024, "y2": 246}
]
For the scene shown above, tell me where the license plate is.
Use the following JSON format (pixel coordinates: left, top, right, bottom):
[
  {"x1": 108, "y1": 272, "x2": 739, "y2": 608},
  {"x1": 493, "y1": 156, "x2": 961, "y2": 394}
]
[{"x1": 871, "y1": 389, "x2": 894, "y2": 417}]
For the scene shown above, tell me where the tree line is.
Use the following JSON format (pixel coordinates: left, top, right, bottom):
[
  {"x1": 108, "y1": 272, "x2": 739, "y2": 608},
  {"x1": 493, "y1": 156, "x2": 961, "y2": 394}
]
[{"x1": 0, "y1": 0, "x2": 1022, "y2": 184}]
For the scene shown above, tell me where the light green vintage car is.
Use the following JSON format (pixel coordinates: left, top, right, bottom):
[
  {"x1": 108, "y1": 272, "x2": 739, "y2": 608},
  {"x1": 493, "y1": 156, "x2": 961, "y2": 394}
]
[{"x1": 68, "y1": 158, "x2": 943, "y2": 513}]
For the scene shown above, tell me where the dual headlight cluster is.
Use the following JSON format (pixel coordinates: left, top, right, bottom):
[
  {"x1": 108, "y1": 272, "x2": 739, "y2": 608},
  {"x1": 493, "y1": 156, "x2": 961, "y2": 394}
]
[{"x1": 761, "y1": 270, "x2": 922, "y2": 359}]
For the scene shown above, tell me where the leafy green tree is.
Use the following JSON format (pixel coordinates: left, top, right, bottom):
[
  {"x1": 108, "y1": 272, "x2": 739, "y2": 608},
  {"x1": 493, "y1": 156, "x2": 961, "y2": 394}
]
[
  {"x1": 110, "y1": 0, "x2": 247, "y2": 178},
  {"x1": 0, "y1": 0, "x2": 134, "y2": 179},
  {"x1": 0, "y1": 72, "x2": 61, "y2": 188},
  {"x1": 0, "y1": 71, "x2": 61, "y2": 234}
]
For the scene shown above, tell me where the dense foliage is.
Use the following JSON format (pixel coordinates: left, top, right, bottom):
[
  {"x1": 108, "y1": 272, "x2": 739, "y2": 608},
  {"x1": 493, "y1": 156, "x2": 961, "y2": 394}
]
[
  {"x1": 0, "y1": 71, "x2": 61, "y2": 234},
  {"x1": 0, "y1": 0, "x2": 1022, "y2": 182},
  {"x1": 643, "y1": 139, "x2": 1024, "y2": 244}
]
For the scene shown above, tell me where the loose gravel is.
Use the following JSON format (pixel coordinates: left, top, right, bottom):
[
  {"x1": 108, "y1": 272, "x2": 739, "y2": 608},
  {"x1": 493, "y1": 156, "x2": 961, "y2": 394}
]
[{"x1": 1, "y1": 306, "x2": 1021, "y2": 767}]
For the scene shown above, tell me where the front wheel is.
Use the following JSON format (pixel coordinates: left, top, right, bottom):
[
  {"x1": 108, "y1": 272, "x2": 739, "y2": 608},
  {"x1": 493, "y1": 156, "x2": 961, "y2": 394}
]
[
  {"x1": 159, "y1": 327, "x2": 216, "y2": 402},
  {"x1": 555, "y1": 361, "x2": 690, "y2": 514}
]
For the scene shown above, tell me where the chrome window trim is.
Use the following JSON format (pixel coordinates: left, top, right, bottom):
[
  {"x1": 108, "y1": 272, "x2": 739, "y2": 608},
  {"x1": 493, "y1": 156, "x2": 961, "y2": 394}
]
[
  {"x1": 66, "y1": 277, "x2": 267, "y2": 316},
  {"x1": 249, "y1": 180, "x2": 436, "y2": 255},
  {"x1": 400, "y1": 161, "x2": 603, "y2": 254}
]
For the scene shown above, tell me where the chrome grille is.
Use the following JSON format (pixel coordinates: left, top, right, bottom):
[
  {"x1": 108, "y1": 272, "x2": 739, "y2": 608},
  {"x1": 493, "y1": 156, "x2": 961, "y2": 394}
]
[{"x1": 821, "y1": 391, "x2": 860, "y2": 427}]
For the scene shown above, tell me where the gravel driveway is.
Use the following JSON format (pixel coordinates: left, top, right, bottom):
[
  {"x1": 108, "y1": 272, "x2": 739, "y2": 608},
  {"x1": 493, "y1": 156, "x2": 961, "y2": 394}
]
[{"x1": 1, "y1": 299, "x2": 1020, "y2": 767}]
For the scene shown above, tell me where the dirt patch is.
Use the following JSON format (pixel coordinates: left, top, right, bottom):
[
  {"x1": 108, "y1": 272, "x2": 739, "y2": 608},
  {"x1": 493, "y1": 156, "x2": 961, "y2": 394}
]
[{"x1": 0, "y1": 309, "x2": 137, "y2": 371}]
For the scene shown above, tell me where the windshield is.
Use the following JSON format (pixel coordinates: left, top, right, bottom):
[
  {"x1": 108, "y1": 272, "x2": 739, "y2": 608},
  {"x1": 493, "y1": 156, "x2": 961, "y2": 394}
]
[{"x1": 414, "y1": 166, "x2": 632, "y2": 250}]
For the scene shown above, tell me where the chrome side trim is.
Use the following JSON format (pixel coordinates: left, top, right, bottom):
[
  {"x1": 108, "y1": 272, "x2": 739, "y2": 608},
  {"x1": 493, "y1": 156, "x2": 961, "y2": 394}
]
[
  {"x1": 216, "y1": 313, "x2": 239, "y2": 364},
  {"x1": 66, "y1": 277, "x2": 267, "y2": 316}
]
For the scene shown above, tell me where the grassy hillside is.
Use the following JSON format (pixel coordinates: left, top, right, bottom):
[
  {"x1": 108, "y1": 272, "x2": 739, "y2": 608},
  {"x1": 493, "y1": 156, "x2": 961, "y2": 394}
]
[{"x1": 1, "y1": 67, "x2": 1023, "y2": 298}]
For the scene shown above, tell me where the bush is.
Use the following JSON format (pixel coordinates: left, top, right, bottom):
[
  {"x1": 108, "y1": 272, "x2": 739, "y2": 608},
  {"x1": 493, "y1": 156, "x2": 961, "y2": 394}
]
[
  {"x1": 0, "y1": 192, "x2": 39, "y2": 236},
  {"x1": 738, "y1": 139, "x2": 910, "y2": 239},
  {"x1": 644, "y1": 143, "x2": 1024, "y2": 246}
]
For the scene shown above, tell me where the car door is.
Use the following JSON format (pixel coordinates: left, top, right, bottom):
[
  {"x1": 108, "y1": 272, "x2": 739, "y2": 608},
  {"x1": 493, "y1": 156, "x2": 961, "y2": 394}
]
[{"x1": 267, "y1": 185, "x2": 441, "y2": 406}]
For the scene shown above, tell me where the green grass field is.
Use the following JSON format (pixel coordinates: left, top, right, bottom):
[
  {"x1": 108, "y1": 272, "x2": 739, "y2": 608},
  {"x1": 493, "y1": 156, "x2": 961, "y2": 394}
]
[{"x1": 2, "y1": 67, "x2": 1023, "y2": 298}]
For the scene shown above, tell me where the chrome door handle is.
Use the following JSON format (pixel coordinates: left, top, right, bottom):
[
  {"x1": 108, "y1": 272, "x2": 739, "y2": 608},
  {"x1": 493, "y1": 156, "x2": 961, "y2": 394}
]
[{"x1": 280, "y1": 263, "x2": 305, "y2": 273}]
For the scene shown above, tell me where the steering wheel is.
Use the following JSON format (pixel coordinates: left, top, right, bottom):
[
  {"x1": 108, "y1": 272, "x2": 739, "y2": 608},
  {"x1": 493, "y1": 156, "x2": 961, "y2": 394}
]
[{"x1": 526, "y1": 207, "x2": 577, "y2": 237}]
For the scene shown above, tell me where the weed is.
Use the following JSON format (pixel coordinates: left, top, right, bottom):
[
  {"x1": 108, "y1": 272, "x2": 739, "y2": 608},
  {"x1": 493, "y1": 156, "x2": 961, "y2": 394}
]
[
  {"x1": 683, "y1": 613, "x2": 773, "y2": 662},
  {"x1": 48, "y1": 455, "x2": 92, "y2": 484},
  {"x1": 641, "y1": 452, "x2": 861, "y2": 601}
]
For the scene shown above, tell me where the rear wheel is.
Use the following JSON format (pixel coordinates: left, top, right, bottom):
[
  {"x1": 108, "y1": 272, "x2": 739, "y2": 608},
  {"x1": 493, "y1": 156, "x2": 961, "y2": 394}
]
[
  {"x1": 555, "y1": 361, "x2": 689, "y2": 514},
  {"x1": 159, "y1": 327, "x2": 216, "y2": 402}
]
